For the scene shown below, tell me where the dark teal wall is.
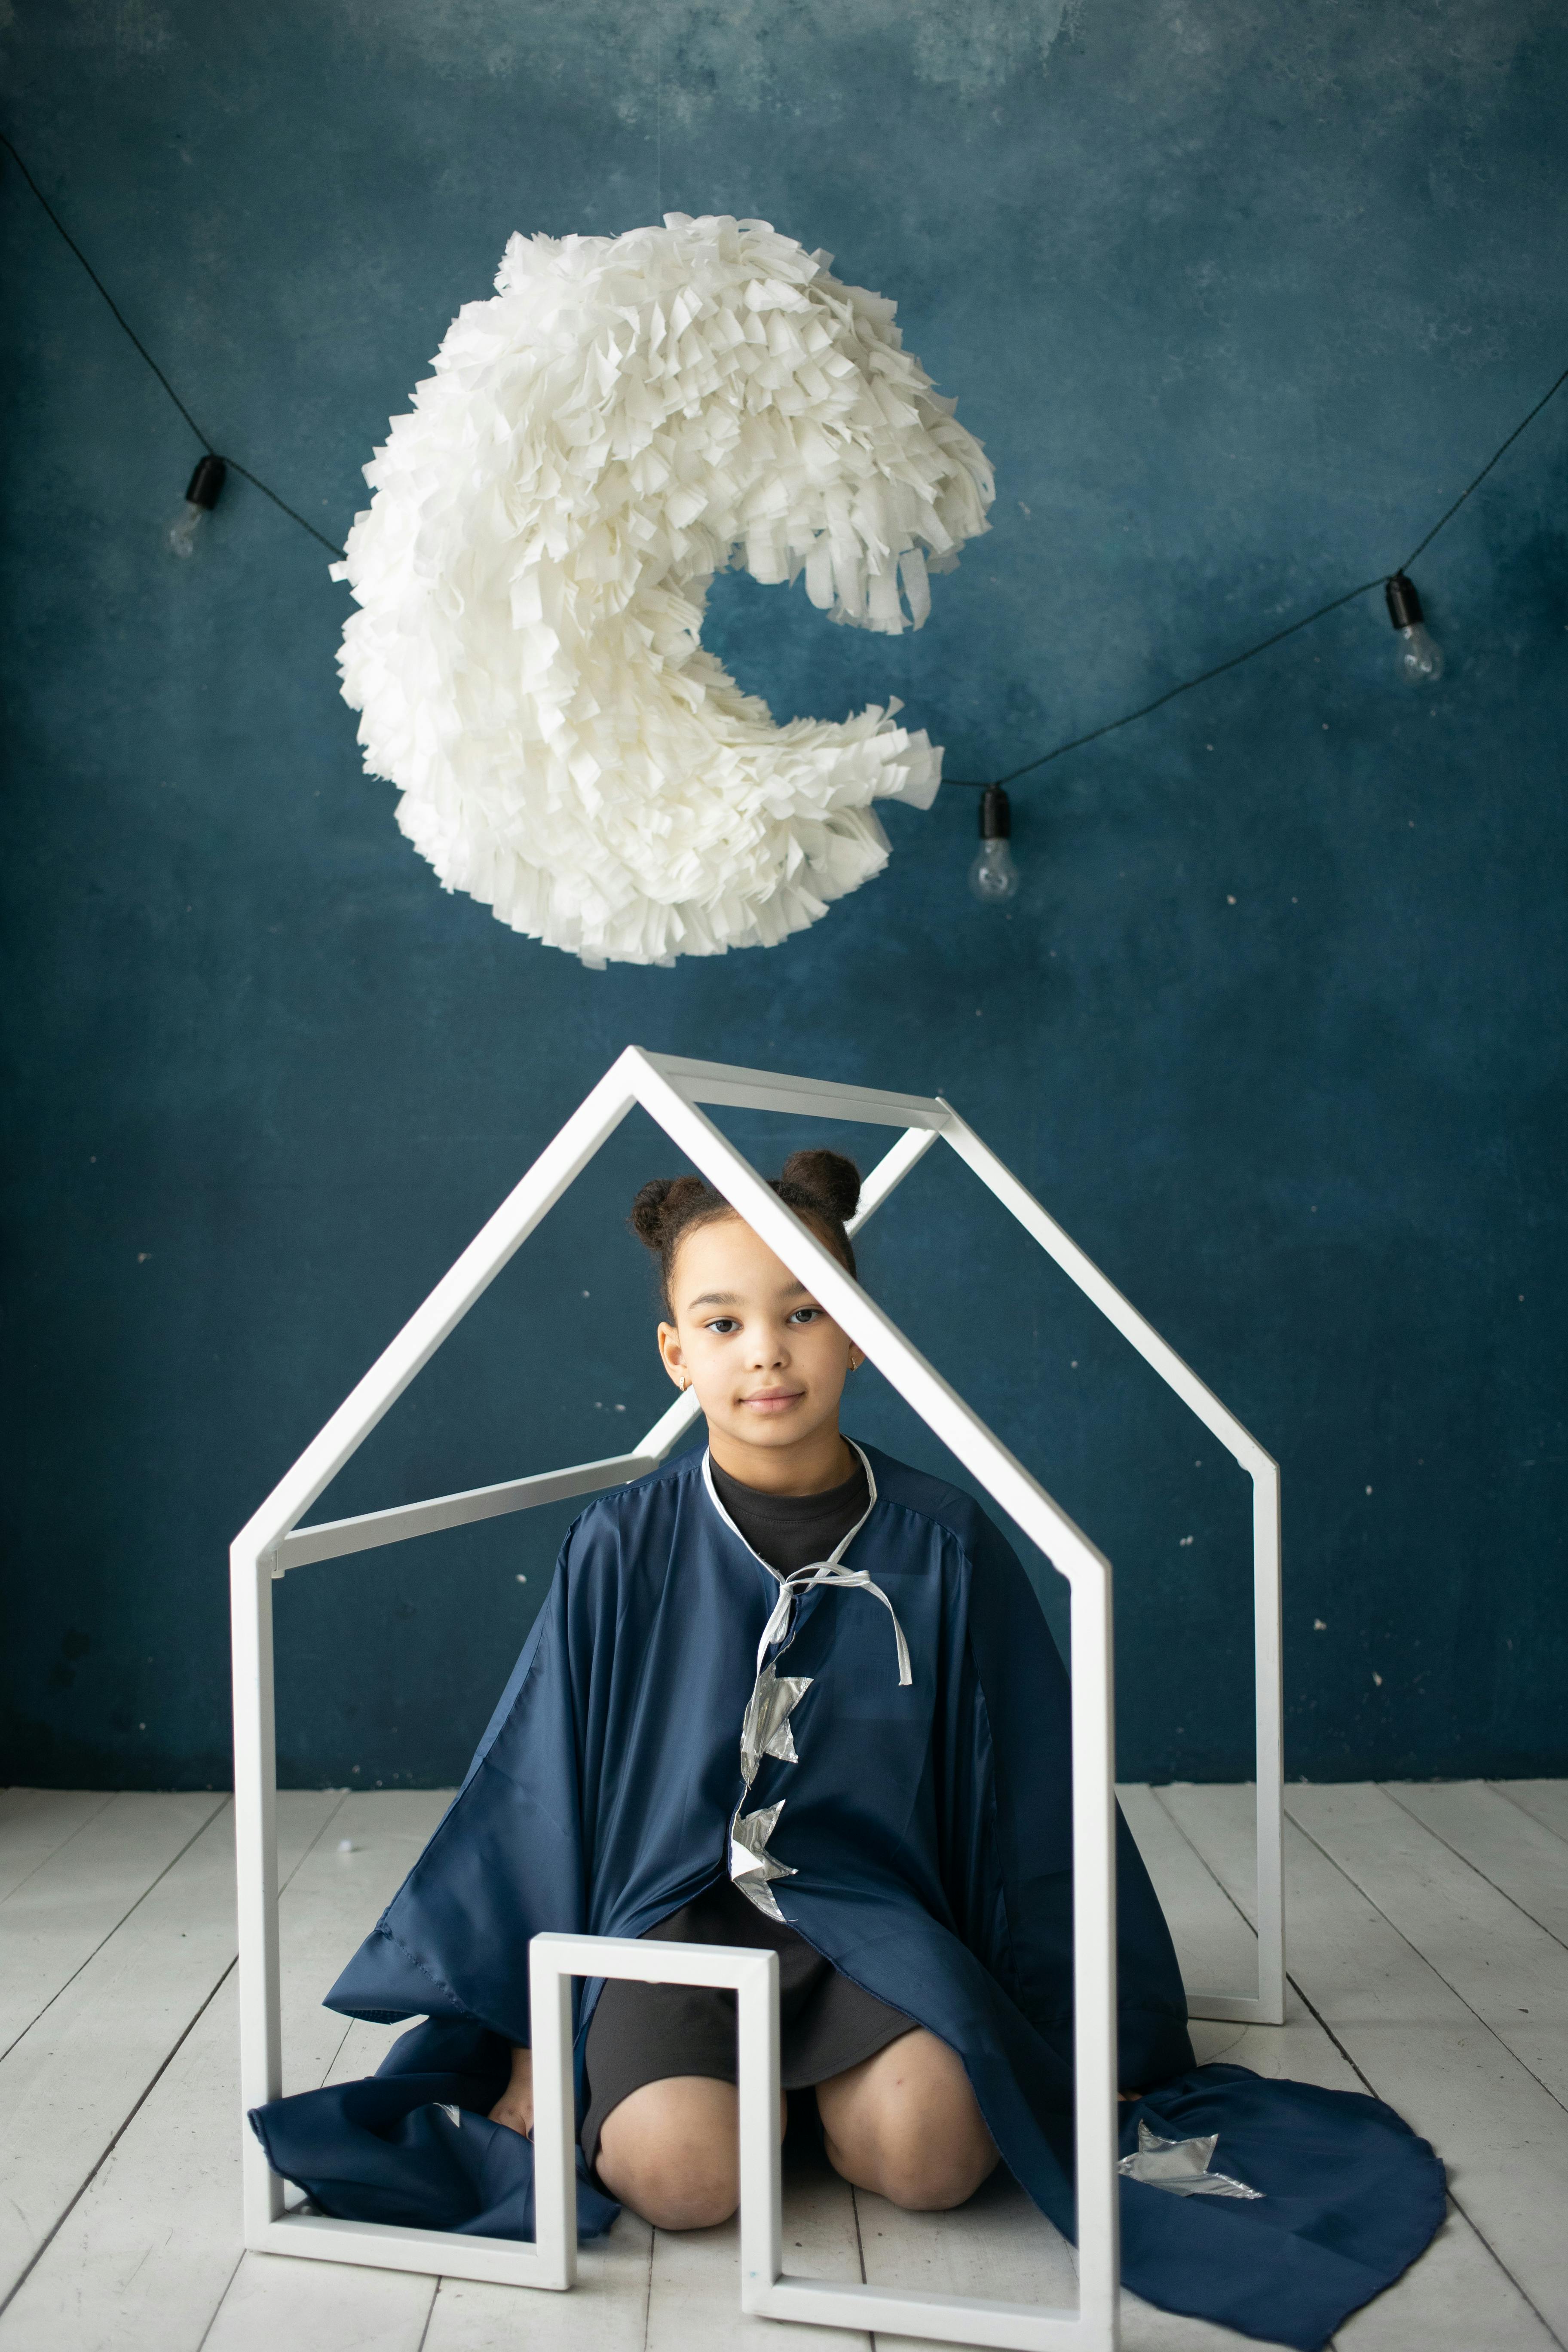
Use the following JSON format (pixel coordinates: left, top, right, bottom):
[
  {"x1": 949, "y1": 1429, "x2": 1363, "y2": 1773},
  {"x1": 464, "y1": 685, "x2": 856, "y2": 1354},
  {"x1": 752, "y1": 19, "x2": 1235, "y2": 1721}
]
[{"x1": 3, "y1": 1, "x2": 1564, "y2": 1791}]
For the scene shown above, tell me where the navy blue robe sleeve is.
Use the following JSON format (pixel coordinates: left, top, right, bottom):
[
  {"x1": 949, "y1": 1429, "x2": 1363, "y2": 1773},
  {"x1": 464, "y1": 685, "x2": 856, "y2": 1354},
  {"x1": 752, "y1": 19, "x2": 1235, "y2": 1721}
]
[
  {"x1": 325, "y1": 1525, "x2": 592, "y2": 2048},
  {"x1": 934, "y1": 1492, "x2": 1195, "y2": 2091}
]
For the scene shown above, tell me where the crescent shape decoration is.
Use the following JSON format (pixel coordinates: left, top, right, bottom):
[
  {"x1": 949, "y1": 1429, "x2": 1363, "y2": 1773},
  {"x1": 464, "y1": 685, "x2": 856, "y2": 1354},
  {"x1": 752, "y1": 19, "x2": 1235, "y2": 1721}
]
[{"x1": 333, "y1": 214, "x2": 994, "y2": 967}]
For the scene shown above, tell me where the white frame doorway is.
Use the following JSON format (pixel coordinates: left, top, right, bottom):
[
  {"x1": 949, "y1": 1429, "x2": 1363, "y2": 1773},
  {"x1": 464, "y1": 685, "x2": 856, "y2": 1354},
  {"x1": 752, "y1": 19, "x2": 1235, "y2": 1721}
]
[{"x1": 230, "y1": 1047, "x2": 1284, "y2": 2348}]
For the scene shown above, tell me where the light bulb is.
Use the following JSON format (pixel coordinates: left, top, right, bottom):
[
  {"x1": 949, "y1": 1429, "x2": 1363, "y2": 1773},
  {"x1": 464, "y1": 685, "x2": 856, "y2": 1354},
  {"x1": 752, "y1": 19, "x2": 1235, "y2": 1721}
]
[
  {"x1": 1394, "y1": 622, "x2": 1442, "y2": 684},
  {"x1": 968, "y1": 785, "x2": 1020, "y2": 903},
  {"x1": 970, "y1": 839, "x2": 1019, "y2": 901},
  {"x1": 166, "y1": 453, "x2": 227, "y2": 559},
  {"x1": 166, "y1": 501, "x2": 206, "y2": 558},
  {"x1": 1384, "y1": 572, "x2": 1442, "y2": 684}
]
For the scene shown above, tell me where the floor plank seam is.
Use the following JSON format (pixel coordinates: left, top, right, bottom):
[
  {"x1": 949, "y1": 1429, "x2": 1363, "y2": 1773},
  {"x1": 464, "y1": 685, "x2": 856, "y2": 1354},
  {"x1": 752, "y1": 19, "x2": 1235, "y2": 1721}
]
[
  {"x1": 1282, "y1": 1970, "x2": 1380, "y2": 2099},
  {"x1": 1146, "y1": 1784, "x2": 1268, "y2": 1951},
  {"x1": 411, "y1": 2271, "x2": 440, "y2": 2350},
  {"x1": 639, "y1": 2211, "x2": 654, "y2": 2350},
  {"x1": 849, "y1": 2176, "x2": 875, "y2": 2351},
  {"x1": 190, "y1": 2252, "x2": 247, "y2": 2352},
  {"x1": 1377, "y1": 1782, "x2": 1568, "y2": 1956},
  {"x1": 1434, "y1": 2190, "x2": 1568, "y2": 2352},
  {"x1": 849, "y1": 2181, "x2": 867, "y2": 2283},
  {"x1": 0, "y1": 1791, "x2": 117, "y2": 1904},
  {"x1": 0, "y1": 1793, "x2": 232, "y2": 2068},
  {"x1": 316, "y1": 2016, "x2": 355, "y2": 2086},
  {"x1": 1283, "y1": 1803, "x2": 1568, "y2": 2122},
  {"x1": 0, "y1": 1954, "x2": 239, "y2": 2327},
  {"x1": 1488, "y1": 1782, "x2": 1568, "y2": 1844}
]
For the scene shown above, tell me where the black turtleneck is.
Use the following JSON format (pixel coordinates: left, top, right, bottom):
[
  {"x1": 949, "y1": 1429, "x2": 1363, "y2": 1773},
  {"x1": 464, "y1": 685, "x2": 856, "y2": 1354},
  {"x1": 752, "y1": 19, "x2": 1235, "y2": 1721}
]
[{"x1": 708, "y1": 1449, "x2": 870, "y2": 1574}]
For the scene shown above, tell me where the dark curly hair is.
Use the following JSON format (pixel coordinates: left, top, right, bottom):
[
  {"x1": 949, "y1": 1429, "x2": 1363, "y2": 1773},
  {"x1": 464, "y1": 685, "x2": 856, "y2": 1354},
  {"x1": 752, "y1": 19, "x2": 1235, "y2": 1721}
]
[{"x1": 629, "y1": 1148, "x2": 860, "y2": 1317}]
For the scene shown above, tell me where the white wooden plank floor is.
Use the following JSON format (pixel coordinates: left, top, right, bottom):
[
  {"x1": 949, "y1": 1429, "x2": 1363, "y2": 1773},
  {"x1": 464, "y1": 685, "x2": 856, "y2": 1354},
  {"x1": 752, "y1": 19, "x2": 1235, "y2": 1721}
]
[{"x1": 0, "y1": 1783, "x2": 1561, "y2": 2352}]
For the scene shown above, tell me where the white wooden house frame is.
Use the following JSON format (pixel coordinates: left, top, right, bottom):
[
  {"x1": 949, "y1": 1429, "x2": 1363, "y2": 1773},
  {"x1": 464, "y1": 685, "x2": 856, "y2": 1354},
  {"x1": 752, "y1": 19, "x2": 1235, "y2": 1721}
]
[{"x1": 230, "y1": 1047, "x2": 1284, "y2": 2352}]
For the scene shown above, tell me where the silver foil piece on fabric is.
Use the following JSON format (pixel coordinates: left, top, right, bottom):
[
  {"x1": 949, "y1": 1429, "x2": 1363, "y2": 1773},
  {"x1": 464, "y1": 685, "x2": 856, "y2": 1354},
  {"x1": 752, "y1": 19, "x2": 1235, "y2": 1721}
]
[
  {"x1": 730, "y1": 1798, "x2": 798, "y2": 1920},
  {"x1": 708, "y1": 1441, "x2": 913, "y2": 1926},
  {"x1": 740, "y1": 1665, "x2": 813, "y2": 1786},
  {"x1": 735, "y1": 1879, "x2": 787, "y2": 1922},
  {"x1": 1118, "y1": 2118, "x2": 1263, "y2": 2199}
]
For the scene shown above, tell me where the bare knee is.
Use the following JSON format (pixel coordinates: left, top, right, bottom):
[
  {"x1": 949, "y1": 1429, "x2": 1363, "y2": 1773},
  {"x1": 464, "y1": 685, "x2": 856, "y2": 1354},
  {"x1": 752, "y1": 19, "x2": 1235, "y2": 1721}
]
[
  {"x1": 593, "y1": 2075, "x2": 786, "y2": 2231},
  {"x1": 871, "y1": 2134, "x2": 998, "y2": 2211},
  {"x1": 595, "y1": 2076, "x2": 738, "y2": 2228},
  {"x1": 818, "y1": 2028, "x2": 998, "y2": 2212},
  {"x1": 605, "y1": 2146, "x2": 738, "y2": 2230}
]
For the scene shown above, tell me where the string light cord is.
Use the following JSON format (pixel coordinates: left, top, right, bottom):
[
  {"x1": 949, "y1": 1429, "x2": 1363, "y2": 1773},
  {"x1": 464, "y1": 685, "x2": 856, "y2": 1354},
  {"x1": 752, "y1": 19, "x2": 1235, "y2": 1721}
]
[
  {"x1": 217, "y1": 458, "x2": 344, "y2": 559},
  {"x1": 1396, "y1": 358, "x2": 1568, "y2": 573},
  {"x1": 0, "y1": 129, "x2": 346, "y2": 560},
  {"x1": 967, "y1": 574, "x2": 1387, "y2": 790},
  {"x1": 951, "y1": 355, "x2": 1568, "y2": 789}
]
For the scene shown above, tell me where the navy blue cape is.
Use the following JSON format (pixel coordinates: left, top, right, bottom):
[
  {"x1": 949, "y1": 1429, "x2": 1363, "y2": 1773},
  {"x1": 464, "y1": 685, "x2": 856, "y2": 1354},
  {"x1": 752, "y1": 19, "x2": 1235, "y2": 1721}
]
[{"x1": 251, "y1": 1443, "x2": 1443, "y2": 2348}]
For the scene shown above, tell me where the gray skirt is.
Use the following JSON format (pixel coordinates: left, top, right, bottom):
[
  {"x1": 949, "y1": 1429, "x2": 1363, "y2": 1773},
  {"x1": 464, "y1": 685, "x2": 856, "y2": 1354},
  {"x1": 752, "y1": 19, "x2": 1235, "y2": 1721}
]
[{"x1": 581, "y1": 1877, "x2": 915, "y2": 2165}]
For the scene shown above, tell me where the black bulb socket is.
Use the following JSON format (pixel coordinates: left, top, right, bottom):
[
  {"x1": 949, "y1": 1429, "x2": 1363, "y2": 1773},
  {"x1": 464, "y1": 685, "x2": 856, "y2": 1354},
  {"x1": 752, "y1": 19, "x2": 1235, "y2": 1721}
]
[
  {"x1": 1384, "y1": 573, "x2": 1424, "y2": 631},
  {"x1": 978, "y1": 784, "x2": 1012, "y2": 840},
  {"x1": 185, "y1": 453, "x2": 227, "y2": 511}
]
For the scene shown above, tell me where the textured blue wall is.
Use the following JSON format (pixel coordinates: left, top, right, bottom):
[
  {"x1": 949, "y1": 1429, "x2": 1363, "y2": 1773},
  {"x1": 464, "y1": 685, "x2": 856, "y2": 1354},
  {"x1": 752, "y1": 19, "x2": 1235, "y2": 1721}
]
[{"x1": 2, "y1": 0, "x2": 1564, "y2": 1791}]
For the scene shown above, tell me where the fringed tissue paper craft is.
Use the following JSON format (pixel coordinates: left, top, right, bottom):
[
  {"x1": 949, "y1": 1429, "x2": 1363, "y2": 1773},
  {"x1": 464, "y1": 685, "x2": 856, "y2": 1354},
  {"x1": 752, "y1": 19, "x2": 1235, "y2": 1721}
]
[{"x1": 331, "y1": 214, "x2": 993, "y2": 966}]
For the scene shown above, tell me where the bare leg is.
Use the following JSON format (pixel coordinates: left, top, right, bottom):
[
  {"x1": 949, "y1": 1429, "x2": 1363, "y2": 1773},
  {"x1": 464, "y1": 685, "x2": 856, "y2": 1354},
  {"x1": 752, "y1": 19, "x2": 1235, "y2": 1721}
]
[
  {"x1": 594, "y1": 2074, "x2": 788, "y2": 2231},
  {"x1": 815, "y1": 2029, "x2": 998, "y2": 2211}
]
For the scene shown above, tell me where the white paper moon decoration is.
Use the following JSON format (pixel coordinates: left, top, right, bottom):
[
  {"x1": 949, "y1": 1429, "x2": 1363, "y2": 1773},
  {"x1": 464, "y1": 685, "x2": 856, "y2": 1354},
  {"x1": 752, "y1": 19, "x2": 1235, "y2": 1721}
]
[{"x1": 332, "y1": 214, "x2": 994, "y2": 966}]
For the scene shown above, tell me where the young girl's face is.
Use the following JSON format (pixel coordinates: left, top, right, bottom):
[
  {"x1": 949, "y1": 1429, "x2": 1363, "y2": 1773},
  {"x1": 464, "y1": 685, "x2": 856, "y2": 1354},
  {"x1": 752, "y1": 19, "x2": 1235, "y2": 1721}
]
[{"x1": 657, "y1": 1212, "x2": 862, "y2": 1461}]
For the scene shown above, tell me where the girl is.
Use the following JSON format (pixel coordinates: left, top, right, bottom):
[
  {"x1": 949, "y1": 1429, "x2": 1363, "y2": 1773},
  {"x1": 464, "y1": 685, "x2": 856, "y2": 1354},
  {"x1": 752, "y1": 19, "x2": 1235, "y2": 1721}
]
[
  {"x1": 488, "y1": 1149, "x2": 1014, "y2": 2226},
  {"x1": 254, "y1": 1152, "x2": 1444, "y2": 2351}
]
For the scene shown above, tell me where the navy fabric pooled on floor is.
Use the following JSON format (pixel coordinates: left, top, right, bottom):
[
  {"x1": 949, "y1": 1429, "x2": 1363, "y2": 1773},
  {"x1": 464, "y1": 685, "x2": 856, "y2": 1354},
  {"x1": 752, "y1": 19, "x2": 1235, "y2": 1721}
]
[
  {"x1": 1112, "y1": 2065, "x2": 1447, "y2": 2351},
  {"x1": 247, "y1": 2016, "x2": 620, "y2": 2240}
]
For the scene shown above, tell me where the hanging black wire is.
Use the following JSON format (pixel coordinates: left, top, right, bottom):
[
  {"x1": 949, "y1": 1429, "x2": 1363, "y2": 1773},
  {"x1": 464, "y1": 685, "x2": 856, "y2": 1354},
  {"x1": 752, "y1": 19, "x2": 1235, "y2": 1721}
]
[
  {"x1": 1396, "y1": 359, "x2": 1568, "y2": 573},
  {"x1": 948, "y1": 356, "x2": 1568, "y2": 788},
  {"x1": 219, "y1": 457, "x2": 345, "y2": 558},
  {"x1": 0, "y1": 129, "x2": 346, "y2": 561},
  {"x1": 968, "y1": 574, "x2": 1388, "y2": 790},
  {"x1": 3, "y1": 127, "x2": 1564, "y2": 764}
]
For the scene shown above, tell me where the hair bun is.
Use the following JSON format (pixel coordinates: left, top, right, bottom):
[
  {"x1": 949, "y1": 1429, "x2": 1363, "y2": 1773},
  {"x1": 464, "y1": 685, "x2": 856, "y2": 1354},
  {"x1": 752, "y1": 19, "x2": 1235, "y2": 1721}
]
[
  {"x1": 778, "y1": 1147, "x2": 861, "y2": 1225},
  {"x1": 628, "y1": 1174, "x2": 712, "y2": 1248},
  {"x1": 628, "y1": 1155, "x2": 858, "y2": 1312}
]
